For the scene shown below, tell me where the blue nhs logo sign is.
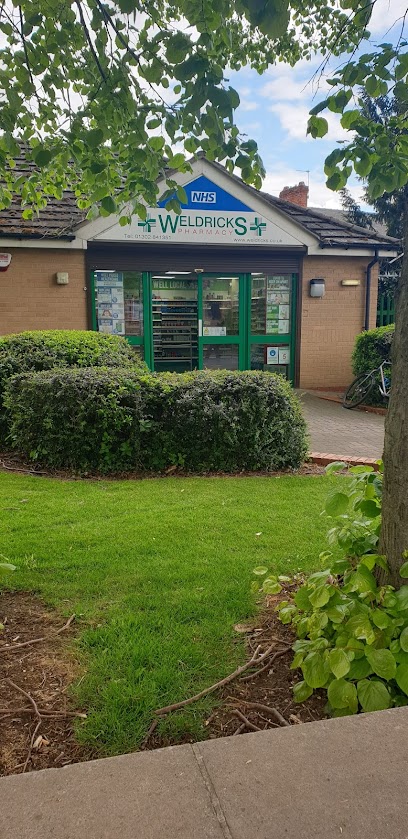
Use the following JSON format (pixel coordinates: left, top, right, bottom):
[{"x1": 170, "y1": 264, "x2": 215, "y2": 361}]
[{"x1": 191, "y1": 191, "x2": 216, "y2": 204}]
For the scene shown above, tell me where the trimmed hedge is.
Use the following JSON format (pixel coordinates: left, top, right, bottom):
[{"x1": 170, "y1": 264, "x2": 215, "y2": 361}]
[
  {"x1": 0, "y1": 330, "x2": 146, "y2": 437},
  {"x1": 5, "y1": 368, "x2": 308, "y2": 473},
  {"x1": 352, "y1": 324, "x2": 393, "y2": 406}
]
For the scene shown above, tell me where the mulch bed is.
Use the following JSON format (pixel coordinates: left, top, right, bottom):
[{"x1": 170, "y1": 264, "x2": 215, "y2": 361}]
[
  {"x1": 0, "y1": 451, "x2": 326, "y2": 481},
  {"x1": 1, "y1": 587, "x2": 327, "y2": 776},
  {"x1": 0, "y1": 592, "x2": 93, "y2": 776}
]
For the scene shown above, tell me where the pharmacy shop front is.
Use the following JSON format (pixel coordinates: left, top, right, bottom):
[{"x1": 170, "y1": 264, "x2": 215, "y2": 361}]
[
  {"x1": 88, "y1": 167, "x2": 304, "y2": 381},
  {"x1": 90, "y1": 253, "x2": 299, "y2": 381}
]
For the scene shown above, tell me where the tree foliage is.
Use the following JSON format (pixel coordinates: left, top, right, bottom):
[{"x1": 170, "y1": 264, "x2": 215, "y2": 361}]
[{"x1": 0, "y1": 0, "x2": 373, "y2": 219}]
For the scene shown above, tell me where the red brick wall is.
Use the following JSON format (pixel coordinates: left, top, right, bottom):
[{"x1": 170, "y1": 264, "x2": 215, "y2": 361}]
[
  {"x1": 300, "y1": 256, "x2": 379, "y2": 389},
  {"x1": 0, "y1": 247, "x2": 87, "y2": 335}
]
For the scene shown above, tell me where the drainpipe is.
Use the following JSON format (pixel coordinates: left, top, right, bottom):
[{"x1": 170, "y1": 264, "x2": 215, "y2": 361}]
[{"x1": 364, "y1": 247, "x2": 379, "y2": 331}]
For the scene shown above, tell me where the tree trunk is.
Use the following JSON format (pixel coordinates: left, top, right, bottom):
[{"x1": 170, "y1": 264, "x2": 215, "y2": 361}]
[{"x1": 379, "y1": 199, "x2": 408, "y2": 589}]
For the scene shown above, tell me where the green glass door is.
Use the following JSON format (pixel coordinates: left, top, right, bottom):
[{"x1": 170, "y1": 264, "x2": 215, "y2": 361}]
[
  {"x1": 246, "y1": 272, "x2": 297, "y2": 383},
  {"x1": 198, "y1": 273, "x2": 246, "y2": 370}
]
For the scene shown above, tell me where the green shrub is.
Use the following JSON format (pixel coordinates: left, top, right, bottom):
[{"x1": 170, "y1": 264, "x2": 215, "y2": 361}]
[
  {"x1": 256, "y1": 462, "x2": 408, "y2": 715},
  {"x1": 352, "y1": 325, "x2": 393, "y2": 406},
  {"x1": 5, "y1": 368, "x2": 308, "y2": 473},
  {"x1": 0, "y1": 330, "x2": 146, "y2": 438}
]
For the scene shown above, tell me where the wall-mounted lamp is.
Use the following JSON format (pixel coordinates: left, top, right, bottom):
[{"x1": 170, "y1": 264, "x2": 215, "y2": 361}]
[
  {"x1": 341, "y1": 279, "x2": 360, "y2": 287},
  {"x1": 56, "y1": 272, "x2": 69, "y2": 285},
  {"x1": 309, "y1": 278, "x2": 325, "y2": 298}
]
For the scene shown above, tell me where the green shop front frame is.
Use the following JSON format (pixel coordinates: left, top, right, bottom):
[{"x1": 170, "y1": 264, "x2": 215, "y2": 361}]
[{"x1": 90, "y1": 268, "x2": 298, "y2": 382}]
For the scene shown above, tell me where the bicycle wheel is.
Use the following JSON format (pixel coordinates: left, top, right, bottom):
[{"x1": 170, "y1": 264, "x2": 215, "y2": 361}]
[{"x1": 343, "y1": 373, "x2": 375, "y2": 409}]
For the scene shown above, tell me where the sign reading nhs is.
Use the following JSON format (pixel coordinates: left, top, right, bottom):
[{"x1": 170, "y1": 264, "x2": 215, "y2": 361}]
[
  {"x1": 158, "y1": 175, "x2": 252, "y2": 212},
  {"x1": 191, "y1": 190, "x2": 216, "y2": 204}
]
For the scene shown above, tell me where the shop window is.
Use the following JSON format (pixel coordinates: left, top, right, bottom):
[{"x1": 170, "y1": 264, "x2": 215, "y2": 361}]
[
  {"x1": 203, "y1": 344, "x2": 239, "y2": 370},
  {"x1": 203, "y1": 276, "x2": 239, "y2": 336},
  {"x1": 251, "y1": 274, "x2": 291, "y2": 335},
  {"x1": 250, "y1": 343, "x2": 290, "y2": 378},
  {"x1": 124, "y1": 272, "x2": 143, "y2": 336}
]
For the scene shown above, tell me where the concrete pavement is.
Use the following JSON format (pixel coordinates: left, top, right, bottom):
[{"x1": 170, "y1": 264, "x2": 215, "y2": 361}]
[
  {"x1": 1, "y1": 707, "x2": 408, "y2": 839},
  {"x1": 300, "y1": 391, "x2": 385, "y2": 459}
]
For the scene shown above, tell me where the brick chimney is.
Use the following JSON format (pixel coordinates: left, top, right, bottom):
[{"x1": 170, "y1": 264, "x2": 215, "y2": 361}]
[{"x1": 279, "y1": 181, "x2": 308, "y2": 208}]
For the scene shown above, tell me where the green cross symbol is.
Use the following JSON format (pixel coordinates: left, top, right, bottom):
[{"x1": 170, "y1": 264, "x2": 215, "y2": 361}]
[
  {"x1": 250, "y1": 216, "x2": 266, "y2": 237},
  {"x1": 138, "y1": 214, "x2": 156, "y2": 232}
]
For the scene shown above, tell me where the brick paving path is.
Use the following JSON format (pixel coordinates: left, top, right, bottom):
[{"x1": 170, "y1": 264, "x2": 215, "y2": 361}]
[{"x1": 300, "y1": 391, "x2": 385, "y2": 459}]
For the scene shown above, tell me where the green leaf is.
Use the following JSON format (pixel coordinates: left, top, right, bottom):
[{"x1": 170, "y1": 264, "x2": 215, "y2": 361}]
[
  {"x1": 365, "y1": 648, "x2": 396, "y2": 680},
  {"x1": 372, "y1": 609, "x2": 390, "y2": 630},
  {"x1": 399, "y1": 561, "x2": 408, "y2": 578},
  {"x1": 326, "y1": 604, "x2": 349, "y2": 623},
  {"x1": 101, "y1": 196, "x2": 117, "y2": 214},
  {"x1": 309, "y1": 584, "x2": 331, "y2": 608},
  {"x1": 309, "y1": 99, "x2": 329, "y2": 116},
  {"x1": 294, "y1": 586, "x2": 311, "y2": 610},
  {"x1": 329, "y1": 648, "x2": 351, "y2": 679},
  {"x1": 279, "y1": 605, "x2": 296, "y2": 624},
  {"x1": 325, "y1": 492, "x2": 349, "y2": 517},
  {"x1": 324, "y1": 461, "x2": 347, "y2": 474},
  {"x1": 253, "y1": 566, "x2": 268, "y2": 576},
  {"x1": 328, "y1": 678, "x2": 358, "y2": 711},
  {"x1": 400, "y1": 627, "x2": 408, "y2": 653},
  {"x1": 293, "y1": 680, "x2": 313, "y2": 702},
  {"x1": 340, "y1": 109, "x2": 361, "y2": 129},
  {"x1": 357, "y1": 679, "x2": 391, "y2": 712},
  {"x1": 167, "y1": 153, "x2": 186, "y2": 170},
  {"x1": 176, "y1": 186, "x2": 188, "y2": 205},
  {"x1": 86, "y1": 128, "x2": 104, "y2": 148},
  {"x1": 32, "y1": 148, "x2": 53, "y2": 167},
  {"x1": 262, "y1": 578, "x2": 282, "y2": 595},
  {"x1": 0, "y1": 561, "x2": 16, "y2": 572},
  {"x1": 395, "y1": 586, "x2": 408, "y2": 611},
  {"x1": 395, "y1": 664, "x2": 408, "y2": 696},
  {"x1": 302, "y1": 651, "x2": 331, "y2": 688},
  {"x1": 346, "y1": 614, "x2": 375, "y2": 645},
  {"x1": 307, "y1": 116, "x2": 329, "y2": 139},
  {"x1": 348, "y1": 657, "x2": 373, "y2": 680},
  {"x1": 358, "y1": 500, "x2": 380, "y2": 518}
]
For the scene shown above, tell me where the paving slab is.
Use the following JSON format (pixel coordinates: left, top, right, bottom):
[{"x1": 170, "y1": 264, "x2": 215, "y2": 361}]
[
  {"x1": 2, "y1": 708, "x2": 408, "y2": 839},
  {"x1": 300, "y1": 391, "x2": 385, "y2": 459},
  {"x1": 0, "y1": 742, "x2": 225, "y2": 839},
  {"x1": 195, "y1": 708, "x2": 408, "y2": 839}
]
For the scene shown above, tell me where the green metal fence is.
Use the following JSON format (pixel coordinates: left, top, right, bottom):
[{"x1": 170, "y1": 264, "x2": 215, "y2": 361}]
[{"x1": 377, "y1": 293, "x2": 395, "y2": 327}]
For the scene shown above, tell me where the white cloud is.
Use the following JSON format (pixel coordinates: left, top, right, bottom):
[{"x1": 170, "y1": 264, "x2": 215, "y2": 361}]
[
  {"x1": 261, "y1": 75, "x2": 316, "y2": 102},
  {"x1": 269, "y1": 102, "x2": 350, "y2": 143},
  {"x1": 368, "y1": 0, "x2": 408, "y2": 35},
  {"x1": 261, "y1": 164, "x2": 365, "y2": 210},
  {"x1": 239, "y1": 100, "x2": 259, "y2": 112}
]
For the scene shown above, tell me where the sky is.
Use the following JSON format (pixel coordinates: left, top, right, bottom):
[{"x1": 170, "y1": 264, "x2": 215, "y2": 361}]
[{"x1": 227, "y1": 0, "x2": 408, "y2": 209}]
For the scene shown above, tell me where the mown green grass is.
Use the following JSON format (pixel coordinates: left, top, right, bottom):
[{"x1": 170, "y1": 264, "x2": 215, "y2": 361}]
[{"x1": 1, "y1": 472, "x2": 340, "y2": 755}]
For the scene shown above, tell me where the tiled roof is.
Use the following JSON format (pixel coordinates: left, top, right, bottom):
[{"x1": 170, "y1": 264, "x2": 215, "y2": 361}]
[
  {"x1": 0, "y1": 149, "x2": 83, "y2": 239},
  {"x1": 0, "y1": 149, "x2": 400, "y2": 250}
]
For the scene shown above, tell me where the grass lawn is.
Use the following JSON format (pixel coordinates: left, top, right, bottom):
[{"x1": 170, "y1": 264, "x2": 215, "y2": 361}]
[{"x1": 1, "y1": 471, "x2": 341, "y2": 755}]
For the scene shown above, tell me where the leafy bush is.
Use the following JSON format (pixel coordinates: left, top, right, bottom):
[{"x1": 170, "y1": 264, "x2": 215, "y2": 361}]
[
  {"x1": 352, "y1": 325, "x2": 393, "y2": 406},
  {"x1": 256, "y1": 462, "x2": 408, "y2": 715},
  {"x1": 0, "y1": 330, "x2": 146, "y2": 439},
  {"x1": 5, "y1": 368, "x2": 307, "y2": 473}
]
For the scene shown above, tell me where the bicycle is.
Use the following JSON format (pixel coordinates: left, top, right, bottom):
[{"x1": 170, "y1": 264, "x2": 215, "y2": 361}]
[{"x1": 343, "y1": 360, "x2": 391, "y2": 409}]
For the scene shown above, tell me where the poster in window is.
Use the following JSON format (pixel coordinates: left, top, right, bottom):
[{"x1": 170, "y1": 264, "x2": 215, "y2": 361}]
[{"x1": 95, "y1": 272, "x2": 125, "y2": 335}]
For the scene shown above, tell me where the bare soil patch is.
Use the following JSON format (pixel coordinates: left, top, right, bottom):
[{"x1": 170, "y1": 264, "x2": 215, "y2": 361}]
[
  {"x1": 0, "y1": 592, "x2": 94, "y2": 776},
  {"x1": 0, "y1": 450, "x2": 325, "y2": 481}
]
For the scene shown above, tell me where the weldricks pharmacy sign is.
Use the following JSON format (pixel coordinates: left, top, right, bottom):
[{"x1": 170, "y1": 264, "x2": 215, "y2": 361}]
[
  {"x1": 102, "y1": 175, "x2": 301, "y2": 247},
  {"x1": 119, "y1": 209, "x2": 283, "y2": 245}
]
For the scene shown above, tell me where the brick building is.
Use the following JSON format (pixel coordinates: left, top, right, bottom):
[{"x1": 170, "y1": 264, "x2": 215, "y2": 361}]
[{"x1": 0, "y1": 155, "x2": 399, "y2": 388}]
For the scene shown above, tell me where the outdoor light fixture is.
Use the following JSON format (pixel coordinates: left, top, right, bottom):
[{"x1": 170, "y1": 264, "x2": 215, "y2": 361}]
[
  {"x1": 309, "y1": 278, "x2": 325, "y2": 298},
  {"x1": 0, "y1": 253, "x2": 11, "y2": 272}
]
